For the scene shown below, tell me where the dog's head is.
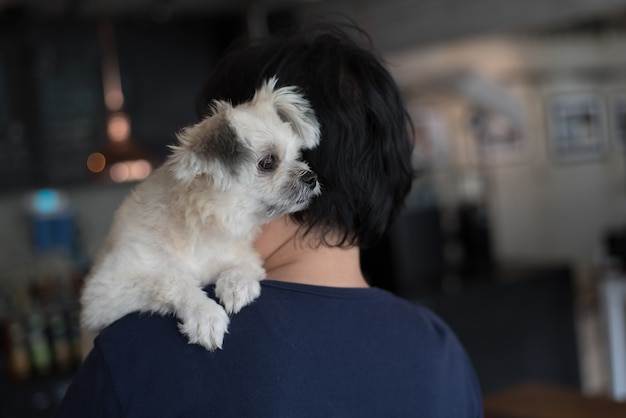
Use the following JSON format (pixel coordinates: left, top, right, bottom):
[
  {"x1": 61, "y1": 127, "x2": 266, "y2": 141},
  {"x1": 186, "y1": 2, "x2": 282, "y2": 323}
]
[{"x1": 168, "y1": 77, "x2": 321, "y2": 220}]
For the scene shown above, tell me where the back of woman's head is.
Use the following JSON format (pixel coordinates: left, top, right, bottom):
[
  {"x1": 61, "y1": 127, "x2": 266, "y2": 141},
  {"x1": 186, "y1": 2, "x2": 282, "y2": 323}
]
[{"x1": 196, "y1": 21, "x2": 414, "y2": 248}]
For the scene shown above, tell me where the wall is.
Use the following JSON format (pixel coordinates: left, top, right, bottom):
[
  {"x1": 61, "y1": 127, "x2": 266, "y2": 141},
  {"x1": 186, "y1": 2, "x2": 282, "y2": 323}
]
[
  {"x1": 387, "y1": 31, "x2": 626, "y2": 270},
  {"x1": 386, "y1": 32, "x2": 626, "y2": 395}
]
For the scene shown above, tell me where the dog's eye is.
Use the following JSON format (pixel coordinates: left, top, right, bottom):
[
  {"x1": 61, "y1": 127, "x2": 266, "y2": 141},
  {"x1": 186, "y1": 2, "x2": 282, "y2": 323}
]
[{"x1": 258, "y1": 154, "x2": 277, "y2": 172}]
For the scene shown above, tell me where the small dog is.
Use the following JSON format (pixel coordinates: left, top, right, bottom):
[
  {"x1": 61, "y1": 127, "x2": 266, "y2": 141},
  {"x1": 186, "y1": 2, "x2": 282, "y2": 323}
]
[{"x1": 80, "y1": 77, "x2": 321, "y2": 350}]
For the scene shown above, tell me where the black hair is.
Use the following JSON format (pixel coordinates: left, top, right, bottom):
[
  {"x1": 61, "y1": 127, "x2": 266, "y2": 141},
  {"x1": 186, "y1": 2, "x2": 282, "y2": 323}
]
[{"x1": 196, "y1": 22, "x2": 414, "y2": 248}]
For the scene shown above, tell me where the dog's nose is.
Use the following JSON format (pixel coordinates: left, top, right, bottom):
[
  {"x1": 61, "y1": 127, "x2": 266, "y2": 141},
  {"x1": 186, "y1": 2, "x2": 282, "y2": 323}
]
[{"x1": 300, "y1": 171, "x2": 318, "y2": 190}]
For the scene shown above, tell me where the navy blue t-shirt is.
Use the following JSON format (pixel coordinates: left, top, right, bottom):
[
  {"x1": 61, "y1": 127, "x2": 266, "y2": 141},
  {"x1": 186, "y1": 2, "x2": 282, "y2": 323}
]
[{"x1": 55, "y1": 280, "x2": 482, "y2": 417}]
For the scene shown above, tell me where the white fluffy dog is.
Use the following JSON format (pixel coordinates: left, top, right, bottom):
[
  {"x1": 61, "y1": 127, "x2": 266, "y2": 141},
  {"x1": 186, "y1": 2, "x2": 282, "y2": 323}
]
[{"x1": 81, "y1": 77, "x2": 321, "y2": 350}]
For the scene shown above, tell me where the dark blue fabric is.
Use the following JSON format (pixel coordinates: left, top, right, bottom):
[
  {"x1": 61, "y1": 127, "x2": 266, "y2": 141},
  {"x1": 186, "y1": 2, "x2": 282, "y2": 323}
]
[{"x1": 55, "y1": 280, "x2": 483, "y2": 417}]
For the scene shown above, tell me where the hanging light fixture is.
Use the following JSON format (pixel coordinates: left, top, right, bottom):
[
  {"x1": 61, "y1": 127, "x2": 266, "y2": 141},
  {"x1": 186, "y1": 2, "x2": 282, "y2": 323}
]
[{"x1": 87, "y1": 19, "x2": 154, "y2": 183}]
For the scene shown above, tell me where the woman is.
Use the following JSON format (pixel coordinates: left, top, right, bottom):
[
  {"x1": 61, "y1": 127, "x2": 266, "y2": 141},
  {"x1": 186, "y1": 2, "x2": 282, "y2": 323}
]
[{"x1": 55, "y1": 22, "x2": 482, "y2": 417}]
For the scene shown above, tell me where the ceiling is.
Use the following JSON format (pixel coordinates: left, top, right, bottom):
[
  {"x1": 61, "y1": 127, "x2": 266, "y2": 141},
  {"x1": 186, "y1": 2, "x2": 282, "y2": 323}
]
[
  {"x1": 3, "y1": 0, "x2": 626, "y2": 52},
  {"x1": 0, "y1": 0, "x2": 269, "y2": 16}
]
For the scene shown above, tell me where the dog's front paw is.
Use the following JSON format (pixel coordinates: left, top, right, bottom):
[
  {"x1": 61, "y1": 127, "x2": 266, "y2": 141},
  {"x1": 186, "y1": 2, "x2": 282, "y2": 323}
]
[
  {"x1": 215, "y1": 274, "x2": 262, "y2": 314},
  {"x1": 178, "y1": 298, "x2": 230, "y2": 350}
]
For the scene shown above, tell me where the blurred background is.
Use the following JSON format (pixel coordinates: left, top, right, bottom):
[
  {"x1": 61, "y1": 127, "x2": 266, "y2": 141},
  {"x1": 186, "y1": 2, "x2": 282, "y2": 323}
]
[{"x1": 1, "y1": 0, "x2": 626, "y2": 416}]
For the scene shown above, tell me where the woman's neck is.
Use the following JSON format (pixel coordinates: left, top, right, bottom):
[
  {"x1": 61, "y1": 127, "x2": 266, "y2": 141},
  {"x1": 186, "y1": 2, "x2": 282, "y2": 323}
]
[
  {"x1": 264, "y1": 242, "x2": 369, "y2": 288},
  {"x1": 254, "y1": 218, "x2": 369, "y2": 288}
]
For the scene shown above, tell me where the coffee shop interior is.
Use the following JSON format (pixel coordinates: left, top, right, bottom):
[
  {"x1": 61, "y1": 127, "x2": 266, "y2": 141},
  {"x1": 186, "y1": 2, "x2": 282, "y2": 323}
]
[{"x1": 1, "y1": 0, "x2": 626, "y2": 416}]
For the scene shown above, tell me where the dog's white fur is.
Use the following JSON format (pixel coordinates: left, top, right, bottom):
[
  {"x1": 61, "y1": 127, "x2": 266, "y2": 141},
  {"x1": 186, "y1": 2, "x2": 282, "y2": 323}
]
[{"x1": 80, "y1": 78, "x2": 320, "y2": 350}]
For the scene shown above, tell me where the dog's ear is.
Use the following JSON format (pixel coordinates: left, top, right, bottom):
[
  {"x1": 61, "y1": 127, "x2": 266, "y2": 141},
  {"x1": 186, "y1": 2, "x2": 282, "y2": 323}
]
[
  {"x1": 168, "y1": 103, "x2": 256, "y2": 190},
  {"x1": 253, "y1": 76, "x2": 321, "y2": 150}
]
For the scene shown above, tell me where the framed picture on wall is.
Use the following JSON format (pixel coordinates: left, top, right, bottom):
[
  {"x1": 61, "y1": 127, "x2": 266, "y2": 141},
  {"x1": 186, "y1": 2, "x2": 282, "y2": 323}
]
[
  {"x1": 466, "y1": 108, "x2": 527, "y2": 166},
  {"x1": 546, "y1": 92, "x2": 607, "y2": 163},
  {"x1": 610, "y1": 92, "x2": 626, "y2": 151}
]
